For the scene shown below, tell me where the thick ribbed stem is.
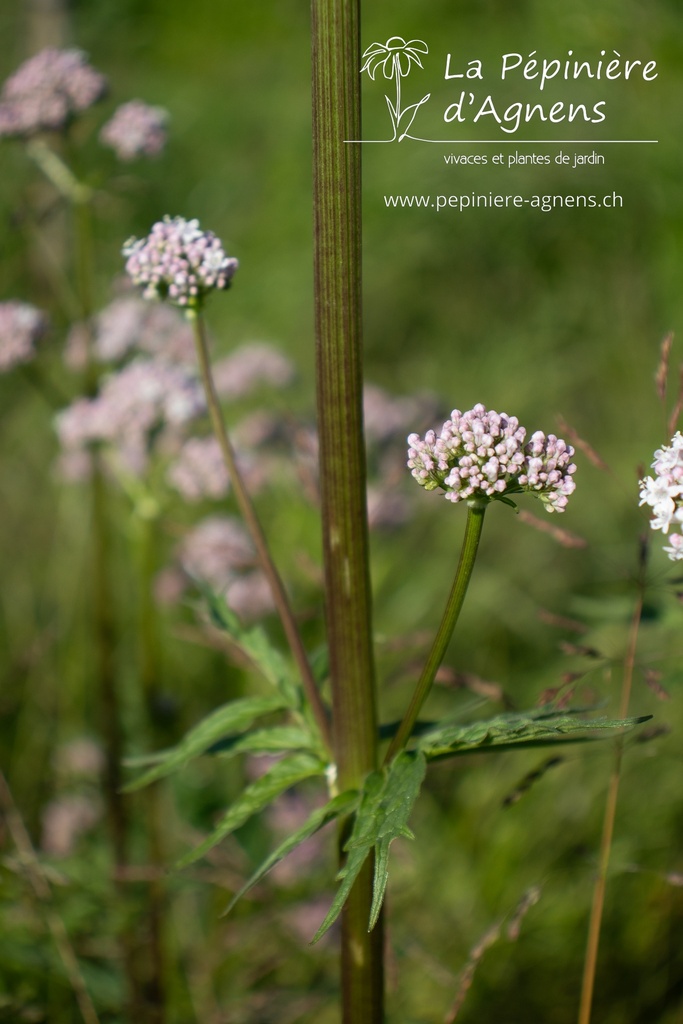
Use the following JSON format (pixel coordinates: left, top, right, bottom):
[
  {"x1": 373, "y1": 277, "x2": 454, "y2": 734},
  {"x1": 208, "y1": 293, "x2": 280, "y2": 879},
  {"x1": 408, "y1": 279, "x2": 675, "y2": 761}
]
[{"x1": 312, "y1": 2, "x2": 383, "y2": 1020}]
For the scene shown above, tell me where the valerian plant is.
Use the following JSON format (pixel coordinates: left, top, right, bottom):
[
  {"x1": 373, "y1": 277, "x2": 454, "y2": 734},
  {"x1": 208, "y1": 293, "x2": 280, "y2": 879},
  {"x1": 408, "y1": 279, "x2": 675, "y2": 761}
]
[
  {"x1": 0, "y1": 13, "x2": 659, "y2": 1024},
  {"x1": 120, "y1": 214, "x2": 649, "y2": 1024}
]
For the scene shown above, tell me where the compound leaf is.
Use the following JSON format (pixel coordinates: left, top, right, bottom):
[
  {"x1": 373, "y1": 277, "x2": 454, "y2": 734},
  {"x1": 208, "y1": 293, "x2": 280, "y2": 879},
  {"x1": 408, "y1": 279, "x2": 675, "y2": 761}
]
[
  {"x1": 124, "y1": 694, "x2": 288, "y2": 790},
  {"x1": 176, "y1": 752, "x2": 327, "y2": 868},
  {"x1": 417, "y1": 708, "x2": 652, "y2": 760},
  {"x1": 312, "y1": 751, "x2": 426, "y2": 942},
  {"x1": 208, "y1": 726, "x2": 315, "y2": 758},
  {"x1": 203, "y1": 589, "x2": 301, "y2": 708},
  {"x1": 369, "y1": 751, "x2": 426, "y2": 930},
  {"x1": 225, "y1": 789, "x2": 359, "y2": 915}
]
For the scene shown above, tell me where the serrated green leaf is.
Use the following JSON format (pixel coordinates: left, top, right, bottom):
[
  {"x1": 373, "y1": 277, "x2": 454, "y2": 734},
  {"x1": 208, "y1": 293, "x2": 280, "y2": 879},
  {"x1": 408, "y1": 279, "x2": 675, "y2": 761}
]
[
  {"x1": 312, "y1": 752, "x2": 426, "y2": 942},
  {"x1": 176, "y1": 752, "x2": 327, "y2": 868},
  {"x1": 123, "y1": 695, "x2": 287, "y2": 791},
  {"x1": 208, "y1": 726, "x2": 315, "y2": 758},
  {"x1": 224, "y1": 790, "x2": 359, "y2": 915},
  {"x1": 416, "y1": 708, "x2": 652, "y2": 760},
  {"x1": 203, "y1": 589, "x2": 302, "y2": 708},
  {"x1": 311, "y1": 775, "x2": 383, "y2": 944},
  {"x1": 369, "y1": 751, "x2": 426, "y2": 930}
]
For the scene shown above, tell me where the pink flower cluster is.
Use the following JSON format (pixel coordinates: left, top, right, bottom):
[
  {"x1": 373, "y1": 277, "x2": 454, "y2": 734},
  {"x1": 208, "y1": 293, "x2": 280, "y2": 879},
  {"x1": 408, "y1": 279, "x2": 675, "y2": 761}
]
[
  {"x1": 407, "y1": 403, "x2": 576, "y2": 513},
  {"x1": 0, "y1": 48, "x2": 106, "y2": 137},
  {"x1": 180, "y1": 515, "x2": 255, "y2": 584},
  {"x1": 0, "y1": 300, "x2": 48, "y2": 371},
  {"x1": 639, "y1": 432, "x2": 683, "y2": 561},
  {"x1": 363, "y1": 383, "x2": 436, "y2": 444},
  {"x1": 55, "y1": 357, "x2": 204, "y2": 477},
  {"x1": 100, "y1": 100, "x2": 168, "y2": 161},
  {"x1": 123, "y1": 216, "x2": 238, "y2": 308},
  {"x1": 176, "y1": 515, "x2": 274, "y2": 622},
  {"x1": 167, "y1": 436, "x2": 229, "y2": 502},
  {"x1": 91, "y1": 296, "x2": 195, "y2": 364},
  {"x1": 212, "y1": 343, "x2": 295, "y2": 399}
]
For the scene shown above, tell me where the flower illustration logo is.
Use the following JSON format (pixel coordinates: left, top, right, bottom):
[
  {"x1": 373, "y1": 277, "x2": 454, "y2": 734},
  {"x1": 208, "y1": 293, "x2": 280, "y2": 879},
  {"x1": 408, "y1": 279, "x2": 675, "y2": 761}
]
[{"x1": 361, "y1": 36, "x2": 430, "y2": 142}]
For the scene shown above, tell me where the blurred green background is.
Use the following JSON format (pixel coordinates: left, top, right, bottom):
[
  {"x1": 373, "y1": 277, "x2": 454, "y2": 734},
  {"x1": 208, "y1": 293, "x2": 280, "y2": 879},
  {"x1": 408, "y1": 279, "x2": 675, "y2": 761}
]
[{"x1": 0, "y1": 1, "x2": 682, "y2": 1022}]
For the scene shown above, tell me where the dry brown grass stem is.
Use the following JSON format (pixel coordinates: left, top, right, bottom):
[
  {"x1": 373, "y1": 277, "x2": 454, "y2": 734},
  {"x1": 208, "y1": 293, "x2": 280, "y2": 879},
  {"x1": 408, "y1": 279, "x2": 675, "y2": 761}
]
[
  {"x1": 0, "y1": 771, "x2": 101, "y2": 1024},
  {"x1": 577, "y1": 556, "x2": 645, "y2": 1024}
]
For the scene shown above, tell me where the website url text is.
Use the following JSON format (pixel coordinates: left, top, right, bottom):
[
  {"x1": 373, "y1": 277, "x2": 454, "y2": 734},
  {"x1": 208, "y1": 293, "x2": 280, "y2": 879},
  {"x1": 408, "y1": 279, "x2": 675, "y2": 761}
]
[{"x1": 384, "y1": 192, "x2": 623, "y2": 212}]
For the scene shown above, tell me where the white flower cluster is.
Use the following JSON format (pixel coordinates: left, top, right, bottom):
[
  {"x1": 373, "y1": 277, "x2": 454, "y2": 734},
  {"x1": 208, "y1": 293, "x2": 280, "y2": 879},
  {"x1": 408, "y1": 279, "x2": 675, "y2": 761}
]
[
  {"x1": 123, "y1": 216, "x2": 238, "y2": 308},
  {"x1": 407, "y1": 403, "x2": 576, "y2": 513},
  {"x1": 639, "y1": 432, "x2": 683, "y2": 561}
]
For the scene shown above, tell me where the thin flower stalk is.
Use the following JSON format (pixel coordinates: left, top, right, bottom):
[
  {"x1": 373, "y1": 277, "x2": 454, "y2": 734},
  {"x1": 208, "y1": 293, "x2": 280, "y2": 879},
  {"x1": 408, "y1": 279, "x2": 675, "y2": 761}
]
[
  {"x1": 26, "y1": 139, "x2": 92, "y2": 206},
  {"x1": 391, "y1": 404, "x2": 577, "y2": 762},
  {"x1": 189, "y1": 309, "x2": 331, "y2": 753},
  {"x1": 577, "y1": 541, "x2": 646, "y2": 1024},
  {"x1": 385, "y1": 504, "x2": 486, "y2": 764}
]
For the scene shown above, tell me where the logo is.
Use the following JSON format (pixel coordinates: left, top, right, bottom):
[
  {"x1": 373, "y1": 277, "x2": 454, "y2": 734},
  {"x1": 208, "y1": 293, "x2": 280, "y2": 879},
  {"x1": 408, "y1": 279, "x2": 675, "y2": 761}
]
[
  {"x1": 360, "y1": 37, "x2": 430, "y2": 142},
  {"x1": 355, "y1": 37, "x2": 658, "y2": 144}
]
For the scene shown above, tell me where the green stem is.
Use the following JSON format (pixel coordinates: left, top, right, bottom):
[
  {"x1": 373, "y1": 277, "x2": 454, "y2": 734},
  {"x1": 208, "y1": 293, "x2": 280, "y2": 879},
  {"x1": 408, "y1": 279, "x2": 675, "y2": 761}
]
[
  {"x1": 51, "y1": 148, "x2": 146, "y2": 1020},
  {"x1": 26, "y1": 138, "x2": 95, "y2": 360},
  {"x1": 136, "y1": 509, "x2": 167, "y2": 1024},
  {"x1": 190, "y1": 310, "x2": 331, "y2": 753},
  {"x1": 26, "y1": 139, "x2": 93, "y2": 207},
  {"x1": 385, "y1": 504, "x2": 486, "y2": 764},
  {"x1": 91, "y1": 460, "x2": 144, "y2": 1021},
  {"x1": 312, "y1": 1, "x2": 382, "y2": 1019}
]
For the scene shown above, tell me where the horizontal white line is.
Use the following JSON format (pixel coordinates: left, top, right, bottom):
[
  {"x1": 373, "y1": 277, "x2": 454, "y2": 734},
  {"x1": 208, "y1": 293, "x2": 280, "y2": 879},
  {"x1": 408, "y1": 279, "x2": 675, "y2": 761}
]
[{"x1": 345, "y1": 139, "x2": 658, "y2": 144}]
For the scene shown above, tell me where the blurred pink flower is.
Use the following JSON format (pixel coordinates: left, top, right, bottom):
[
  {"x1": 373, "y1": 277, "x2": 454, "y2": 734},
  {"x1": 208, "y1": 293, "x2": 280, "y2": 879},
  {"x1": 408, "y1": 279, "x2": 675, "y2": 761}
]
[
  {"x1": 363, "y1": 383, "x2": 436, "y2": 444},
  {"x1": 92, "y1": 296, "x2": 195, "y2": 365},
  {"x1": 41, "y1": 795, "x2": 102, "y2": 857},
  {"x1": 179, "y1": 515, "x2": 255, "y2": 589},
  {"x1": 175, "y1": 517, "x2": 274, "y2": 622},
  {"x1": 54, "y1": 738, "x2": 105, "y2": 778},
  {"x1": 167, "y1": 436, "x2": 230, "y2": 502},
  {"x1": 153, "y1": 565, "x2": 188, "y2": 606},
  {"x1": 100, "y1": 99, "x2": 168, "y2": 161},
  {"x1": 0, "y1": 48, "x2": 106, "y2": 137},
  {"x1": 213, "y1": 342, "x2": 295, "y2": 399},
  {"x1": 55, "y1": 357, "x2": 205, "y2": 477},
  {"x1": 225, "y1": 571, "x2": 274, "y2": 622},
  {"x1": 0, "y1": 300, "x2": 48, "y2": 371}
]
